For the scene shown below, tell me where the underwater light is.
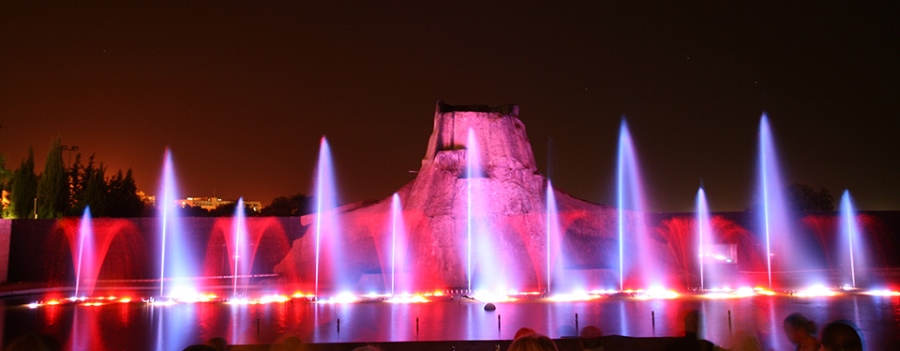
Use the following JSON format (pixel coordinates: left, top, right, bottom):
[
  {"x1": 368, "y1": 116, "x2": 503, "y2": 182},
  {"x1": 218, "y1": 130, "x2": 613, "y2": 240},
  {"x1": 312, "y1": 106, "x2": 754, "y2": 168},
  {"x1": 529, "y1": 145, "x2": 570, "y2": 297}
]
[
  {"x1": 794, "y1": 285, "x2": 837, "y2": 297},
  {"x1": 863, "y1": 289, "x2": 900, "y2": 297},
  {"x1": 548, "y1": 291, "x2": 596, "y2": 302}
]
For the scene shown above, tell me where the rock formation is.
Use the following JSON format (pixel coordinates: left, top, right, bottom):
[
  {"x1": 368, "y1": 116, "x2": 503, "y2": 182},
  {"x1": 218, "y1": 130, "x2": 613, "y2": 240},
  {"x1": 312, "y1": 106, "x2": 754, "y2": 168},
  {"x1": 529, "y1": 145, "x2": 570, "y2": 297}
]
[{"x1": 274, "y1": 101, "x2": 679, "y2": 293}]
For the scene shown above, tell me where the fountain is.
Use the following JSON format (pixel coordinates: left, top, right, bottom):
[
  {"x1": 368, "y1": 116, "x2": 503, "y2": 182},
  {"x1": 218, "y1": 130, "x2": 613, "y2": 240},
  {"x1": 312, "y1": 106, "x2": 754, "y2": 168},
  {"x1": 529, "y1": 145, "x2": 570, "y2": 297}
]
[
  {"x1": 4, "y1": 103, "x2": 899, "y2": 351},
  {"x1": 312, "y1": 136, "x2": 349, "y2": 297},
  {"x1": 756, "y1": 114, "x2": 823, "y2": 288},
  {"x1": 388, "y1": 193, "x2": 410, "y2": 296},
  {"x1": 839, "y1": 191, "x2": 863, "y2": 288},
  {"x1": 158, "y1": 149, "x2": 198, "y2": 299},
  {"x1": 74, "y1": 207, "x2": 92, "y2": 298},
  {"x1": 231, "y1": 198, "x2": 247, "y2": 298},
  {"x1": 53, "y1": 212, "x2": 145, "y2": 298},
  {"x1": 544, "y1": 181, "x2": 564, "y2": 294},
  {"x1": 465, "y1": 127, "x2": 515, "y2": 293},
  {"x1": 616, "y1": 119, "x2": 665, "y2": 290},
  {"x1": 695, "y1": 187, "x2": 710, "y2": 290}
]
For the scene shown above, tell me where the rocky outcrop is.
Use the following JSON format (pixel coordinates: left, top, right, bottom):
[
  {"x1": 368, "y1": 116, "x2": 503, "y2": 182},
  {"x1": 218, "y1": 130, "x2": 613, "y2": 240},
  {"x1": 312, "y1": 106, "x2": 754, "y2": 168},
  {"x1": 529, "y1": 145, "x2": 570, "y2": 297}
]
[{"x1": 274, "y1": 101, "x2": 678, "y2": 292}]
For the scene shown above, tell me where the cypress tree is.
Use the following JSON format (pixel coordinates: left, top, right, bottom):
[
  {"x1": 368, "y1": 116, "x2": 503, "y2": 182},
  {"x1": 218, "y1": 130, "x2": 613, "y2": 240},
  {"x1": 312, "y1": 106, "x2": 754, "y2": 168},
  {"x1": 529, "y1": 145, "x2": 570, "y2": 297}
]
[
  {"x1": 38, "y1": 139, "x2": 68, "y2": 218},
  {"x1": 106, "y1": 168, "x2": 143, "y2": 217},
  {"x1": 11, "y1": 148, "x2": 37, "y2": 219},
  {"x1": 83, "y1": 163, "x2": 108, "y2": 217},
  {"x1": 0, "y1": 154, "x2": 11, "y2": 217}
]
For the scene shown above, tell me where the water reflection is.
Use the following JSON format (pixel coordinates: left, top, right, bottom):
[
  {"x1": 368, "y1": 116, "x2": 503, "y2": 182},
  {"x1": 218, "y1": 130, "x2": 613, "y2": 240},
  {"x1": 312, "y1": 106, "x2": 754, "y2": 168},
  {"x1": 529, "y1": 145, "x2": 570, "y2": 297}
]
[{"x1": 1, "y1": 296, "x2": 897, "y2": 350}]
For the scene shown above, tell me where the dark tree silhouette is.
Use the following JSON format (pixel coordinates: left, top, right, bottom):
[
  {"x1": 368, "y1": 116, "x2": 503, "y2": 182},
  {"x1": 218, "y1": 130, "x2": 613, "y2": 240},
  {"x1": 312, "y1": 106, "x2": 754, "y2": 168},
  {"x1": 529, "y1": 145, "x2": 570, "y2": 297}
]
[
  {"x1": 261, "y1": 193, "x2": 311, "y2": 216},
  {"x1": 105, "y1": 169, "x2": 143, "y2": 217},
  {"x1": 38, "y1": 139, "x2": 68, "y2": 218},
  {"x1": 10, "y1": 148, "x2": 37, "y2": 219},
  {"x1": 788, "y1": 183, "x2": 835, "y2": 212}
]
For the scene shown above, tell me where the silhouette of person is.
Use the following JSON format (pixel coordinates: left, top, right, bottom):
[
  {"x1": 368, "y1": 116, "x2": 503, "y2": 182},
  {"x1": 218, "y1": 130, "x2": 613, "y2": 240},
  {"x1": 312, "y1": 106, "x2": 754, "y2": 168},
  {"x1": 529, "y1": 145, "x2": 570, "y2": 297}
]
[
  {"x1": 3, "y1": 333, "x2": 61, "y2": 351},
  {"x1": 664, "y1": 310, "x2": 721, "y2": 351},
  {"x1": 507, "y1": 334, "x2": 559, "y2": 351},
  {"x1": 820, "y1": 320, "x2": 864, "y2": 351},
  {"x1": 206, "y1": 337, "x2": 227, "y2": 351},
  {"x1": 783, "y1": 313, "x2": 821, "y2": 351},
  {"x1": 580, "y1": 325, "x2": 603, "y2": 351},
  {"x1": 514, "y1": 327, "x2": 537, "y2": 340}
]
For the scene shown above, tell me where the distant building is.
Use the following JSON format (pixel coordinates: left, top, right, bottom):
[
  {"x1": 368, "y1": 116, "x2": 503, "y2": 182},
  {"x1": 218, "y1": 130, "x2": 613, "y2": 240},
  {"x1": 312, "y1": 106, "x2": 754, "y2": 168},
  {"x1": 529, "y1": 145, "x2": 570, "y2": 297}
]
[
  {"x1": 137, "y1": 191, "x2": 156, "y2": 207},
  {"x1": 176, "y1": 196, "x2": 262, "y2": 213},
  {"x1": 1, "y1": 190, "x2": 9, "y2": 215}
]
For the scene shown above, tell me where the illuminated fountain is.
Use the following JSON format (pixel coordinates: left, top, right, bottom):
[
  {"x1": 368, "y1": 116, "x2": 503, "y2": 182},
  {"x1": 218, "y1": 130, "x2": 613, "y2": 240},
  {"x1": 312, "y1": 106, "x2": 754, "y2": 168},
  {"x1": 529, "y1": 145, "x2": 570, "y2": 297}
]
[
  {"x1": 544, "y1": 180, "x2": 570, "y2": 295},
  {"x1": 616, "y1": 119, "x2": 666, "y2": 291},
  {"x1": 158, "y1": 149, "x2": 199, "y2": 299},
  {"x1": 312, "y1": 136, "x2": 351, "y2": 297},
  {"x1": 53, "y1": 208, "x2": 145, "y2": 300},
  {"x1": 231, "y1": 198, "x2": 248, "y2": 297},
  {"x1": 695, "y1": 187, "x2": 711, "y2": 290},
  {"x1": 271, "y1": 102, "x2": 690, "y2": 298},
  {"x1": 74, "y1": 207, "x2": 93, "y2": 298},
  {"x1": 11, "y1": 103, "x2": 900, "y2": 351},
  {"x1": 756, "y1": 114, "x2": 823, "y2": 289},
  {"x1": 388, "y1": 193, "x2": 410, "y2": 296},
  {"x1": 466, "y1": 128, "x2": 515, "y2": 293},
  {"x1": 839, "y1": 191, "x2": 864, "y2": 289}
]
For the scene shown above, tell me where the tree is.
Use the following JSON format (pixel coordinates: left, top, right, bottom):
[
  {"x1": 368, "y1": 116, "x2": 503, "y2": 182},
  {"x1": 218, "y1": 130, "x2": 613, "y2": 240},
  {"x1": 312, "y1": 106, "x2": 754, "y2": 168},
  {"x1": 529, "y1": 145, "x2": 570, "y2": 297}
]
[
  {"x1": 10, "y1": 148, "x2": 38, "y2": 219},
  {"x1": 66, "y1": 153, "x2": 85, "y2": 216},
  {"x1": 105, "y1": 169, "x2": 143, "y2": 217},
  {"x1": 260, "y1": 193, "x2": 311, "y2": 216},
  {"x1": 38, "y1": 139, "x2": 68, "y2": 218},
  {"x1": 0, "y1": 154, "x2": 14, "y2": 218},
  {"x1": 787, "y1": 183, "x2": 835, "y2": 212},
  {"x1": 82, "y1": 162, "x2": 108, "y2": 217}
]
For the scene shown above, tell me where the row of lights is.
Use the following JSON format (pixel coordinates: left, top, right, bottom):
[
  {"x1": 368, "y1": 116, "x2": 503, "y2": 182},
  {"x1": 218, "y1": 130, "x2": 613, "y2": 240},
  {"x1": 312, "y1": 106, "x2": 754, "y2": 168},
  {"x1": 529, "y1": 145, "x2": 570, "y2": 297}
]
[{"x1": 25, "y1": 286, "x2": 899, "y2": 309}]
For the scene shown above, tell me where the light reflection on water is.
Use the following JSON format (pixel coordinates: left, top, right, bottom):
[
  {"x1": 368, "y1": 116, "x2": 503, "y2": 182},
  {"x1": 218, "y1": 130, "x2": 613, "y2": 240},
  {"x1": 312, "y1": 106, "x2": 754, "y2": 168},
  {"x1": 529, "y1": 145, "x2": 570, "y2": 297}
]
[{"x1": 2, "y1": 295, "x2": 897, "y2": 350}]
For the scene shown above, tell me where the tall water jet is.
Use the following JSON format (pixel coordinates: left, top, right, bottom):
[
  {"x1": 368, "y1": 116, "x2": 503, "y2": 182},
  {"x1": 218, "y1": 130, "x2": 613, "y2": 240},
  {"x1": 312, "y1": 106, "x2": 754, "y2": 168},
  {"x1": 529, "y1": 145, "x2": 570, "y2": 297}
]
[
  {"x1": 695, "y1": 187, "x2": 713, "y2": 290},
  {"x1": 466, "y1": 129, "x2": 474, "y2": 291},
  {"x1": 231, "y1": 198, "x2": 248, "y2": 297},
  {"x1": 312, "y1": 137, "x2": 346, "y2": 297},
  {"x1": 389, "y1": 193, "x2": 410, "y2": 295},
  {"x1": 839, "y1": 191, "x2": 864, "y2": 288},
  {"x1": 755, "y1": 114, "x2": 814, "y2": 288},
  {"x1": 545, "y1": 181, "x2": 566, "y2": 294},
  {"x1": 615, "y1": 119, "x2": 662, "y2": 290},
  {"x1": 74, "y1": 207, "x2": 93, "y2": 297},
  {"x1": 158, "y1": 149, "x2": 197, "y2": 298},
  {"x1": 465, "y1": 128, "x2": 509, "y2": 293}
]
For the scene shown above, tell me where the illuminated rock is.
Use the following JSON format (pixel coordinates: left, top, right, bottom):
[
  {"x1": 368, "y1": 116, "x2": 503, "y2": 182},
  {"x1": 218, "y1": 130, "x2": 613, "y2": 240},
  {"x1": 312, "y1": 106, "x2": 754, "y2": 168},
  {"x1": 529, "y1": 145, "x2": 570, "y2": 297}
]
[{"x1": 274, "y1": 101, "x2": 678, "y2": 292}]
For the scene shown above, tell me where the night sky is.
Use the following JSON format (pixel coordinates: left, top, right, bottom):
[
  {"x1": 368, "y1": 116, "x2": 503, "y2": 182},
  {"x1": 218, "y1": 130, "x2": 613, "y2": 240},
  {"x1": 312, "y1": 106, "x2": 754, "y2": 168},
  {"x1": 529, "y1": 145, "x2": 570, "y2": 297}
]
[{"x1": 1, "y1": 2, "x2": 897, "y2": 212}]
